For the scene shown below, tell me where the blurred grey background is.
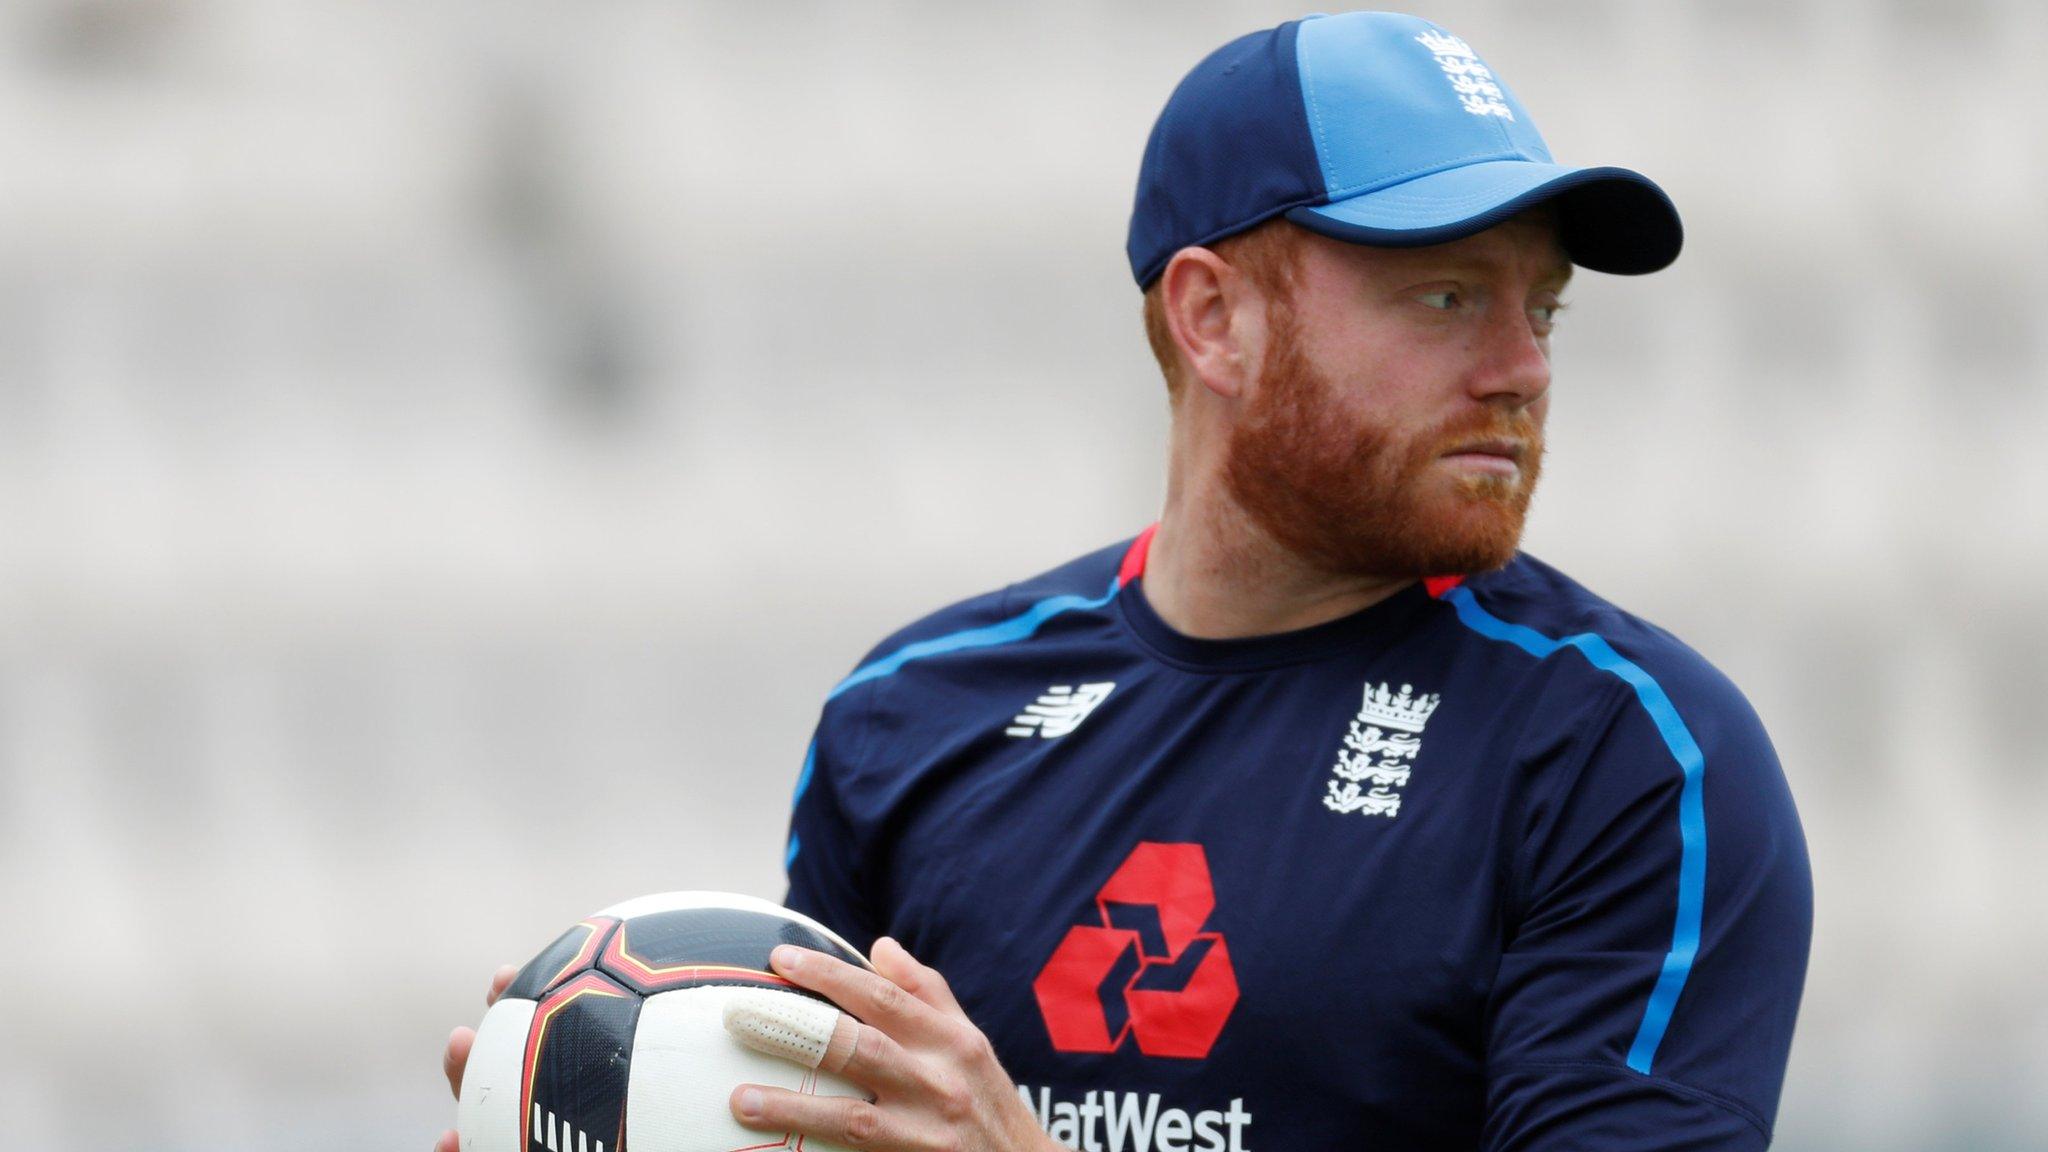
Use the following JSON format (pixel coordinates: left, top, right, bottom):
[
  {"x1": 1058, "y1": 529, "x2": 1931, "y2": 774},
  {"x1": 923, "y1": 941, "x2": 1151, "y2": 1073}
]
[{"x1": 0, "y1": 1, "x2": 2041, "y2": 1149}]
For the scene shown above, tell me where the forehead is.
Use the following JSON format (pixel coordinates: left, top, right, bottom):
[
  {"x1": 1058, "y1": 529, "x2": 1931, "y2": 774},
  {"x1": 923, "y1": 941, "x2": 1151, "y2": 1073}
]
[{"x1": 1299, "y1": 210, "x2": 1573, "y2": 287}]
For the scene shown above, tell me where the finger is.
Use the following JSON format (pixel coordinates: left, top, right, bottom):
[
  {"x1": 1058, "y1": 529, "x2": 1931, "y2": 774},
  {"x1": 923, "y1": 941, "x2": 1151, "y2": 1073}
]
[
  {"x1": 723, "y1": 988, "x2": 840, "y2": 1068},
  {"x1": 443, "y1": 1026, "x2": 476, "y2": 1099},
  {"x1": 818, "y1": 1014, "x2": 930, "y2": 1096},
  {"x1": 487, "y1": 964, "x2": 516, "y2": 1006},
  {"x1": 434, "y1": 1129, "x2": 460, "y2": 1152},
  {"x1": 872, "y1": 936, "x2": 965, "y2": 1018},
  {"x1": 725, "y1": 990, "x2": 929, "y2": 1097},
  {"x1": 731, "y1": 1083, "x2": 900, "y2": 1149},
  {"x1": 770, "y1": 945, "x2": 951, "y2": 1044}
]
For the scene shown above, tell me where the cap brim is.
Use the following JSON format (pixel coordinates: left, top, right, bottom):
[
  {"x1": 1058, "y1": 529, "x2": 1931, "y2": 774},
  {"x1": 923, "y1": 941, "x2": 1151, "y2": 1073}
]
[{"x1": 1285, "y1": 161, "x2": 1682, "y2": 275}]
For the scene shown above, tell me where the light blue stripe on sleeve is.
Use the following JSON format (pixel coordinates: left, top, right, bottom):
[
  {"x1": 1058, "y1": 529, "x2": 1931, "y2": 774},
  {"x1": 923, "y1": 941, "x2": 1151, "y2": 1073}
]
[
  {"x1": 786, "y1": 573, "x2": 1125, "y2": 867},
  {"x1": 785, "y1": 740, "x2": 818, "y2": 869},
  {"x1": 1439, "y1": 584, "x2": 1707, "y2": 1076},
  {"x1": 793, "y1": 741, "x2": 817, "y2": 805},
  {"x1": 825, "y1": 575, "x2": 1124, "y2": 702}
]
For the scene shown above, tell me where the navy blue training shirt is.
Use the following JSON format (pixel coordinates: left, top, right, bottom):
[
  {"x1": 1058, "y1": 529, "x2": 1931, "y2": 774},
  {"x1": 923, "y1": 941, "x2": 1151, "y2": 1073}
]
[{"x1": 785, "y1": 529, "x2": 1812, "y2": 1151}]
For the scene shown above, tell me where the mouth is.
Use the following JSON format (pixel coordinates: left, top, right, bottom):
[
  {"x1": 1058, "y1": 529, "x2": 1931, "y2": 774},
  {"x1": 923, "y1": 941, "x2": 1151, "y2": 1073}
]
[{"x1": 1438, "y1": 439, "x2": 1526, "y2": 476}]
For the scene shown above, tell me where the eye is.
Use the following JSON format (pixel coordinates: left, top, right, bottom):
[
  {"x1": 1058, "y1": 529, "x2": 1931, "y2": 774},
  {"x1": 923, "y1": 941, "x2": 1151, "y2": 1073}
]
[
  {"x1": 1529, "y1": 299, "x2": 1569, "y2": 332},
  {"x1": 1417, "y1": 289, "x2": 1461, "y2": 311}
]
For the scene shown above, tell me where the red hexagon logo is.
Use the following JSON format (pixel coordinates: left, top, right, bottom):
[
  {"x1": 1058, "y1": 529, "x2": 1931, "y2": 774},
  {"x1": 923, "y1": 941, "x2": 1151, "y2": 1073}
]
[{"x1": 1031, "y1": 842, "x2": 1238, "y2": 1059}]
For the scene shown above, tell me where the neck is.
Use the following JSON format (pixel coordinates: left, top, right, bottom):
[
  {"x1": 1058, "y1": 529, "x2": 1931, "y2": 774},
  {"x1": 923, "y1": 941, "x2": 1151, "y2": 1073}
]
[{"x1": 1140, "y1": 483, "x2": 1412, "y2": 640}]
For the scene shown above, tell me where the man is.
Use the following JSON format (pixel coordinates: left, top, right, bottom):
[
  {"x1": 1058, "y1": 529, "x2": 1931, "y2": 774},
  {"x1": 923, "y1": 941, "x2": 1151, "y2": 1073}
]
[{"x1": 441, "y1": 12, "x2": 1811, "y2": 1150}]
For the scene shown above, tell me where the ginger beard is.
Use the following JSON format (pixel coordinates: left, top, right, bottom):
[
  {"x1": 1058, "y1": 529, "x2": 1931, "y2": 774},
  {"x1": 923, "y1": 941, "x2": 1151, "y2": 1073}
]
[{"x1": 1221, "y1": 303, "x2": 1544, "y2": 580}]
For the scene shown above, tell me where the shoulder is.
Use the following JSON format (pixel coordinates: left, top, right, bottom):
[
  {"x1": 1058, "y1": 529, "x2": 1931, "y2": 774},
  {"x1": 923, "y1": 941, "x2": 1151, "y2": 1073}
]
[
  {"x1": 1440, "y1": 554, "x2": 1794, "y2": 831},
  {"x1": 1462, "y1": 554, "x2": 1808, "y2": 897},
  {"x1": 805, "y1": 534, "x2": 1139, "y2": 800},
  {"x1": 846, "y1": 537, "x2": 1132, "y2": 672},
  {"x1": 815, "y1": 535, "x2": 1135, "y2": 720},
  {"x1": 1447, "y1": 553, "x2": 1763, "y2": 741}
]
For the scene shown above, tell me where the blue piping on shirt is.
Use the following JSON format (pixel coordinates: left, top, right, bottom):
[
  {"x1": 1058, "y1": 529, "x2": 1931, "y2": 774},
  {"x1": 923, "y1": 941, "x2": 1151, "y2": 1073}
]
[
  {"x1": 787, "y1": 572, "x2": 1125, "y2": 867},
  {"x1": 1438, "y1": 584, "x2": 1707, "y2": 1077}
]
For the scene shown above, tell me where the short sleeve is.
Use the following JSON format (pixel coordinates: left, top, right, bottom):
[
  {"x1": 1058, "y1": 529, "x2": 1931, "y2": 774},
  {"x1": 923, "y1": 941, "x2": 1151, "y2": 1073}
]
[
  {"x1": 781, "y1": 691, "x2": 884, "y2": 955},
  {"x1": 1484, "y1": 663, "x2": 1813, "y2": 1151}
]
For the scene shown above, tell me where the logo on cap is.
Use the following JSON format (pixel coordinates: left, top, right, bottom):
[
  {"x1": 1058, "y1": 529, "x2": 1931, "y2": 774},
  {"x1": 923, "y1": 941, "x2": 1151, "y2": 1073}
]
[{"x1": 1415, "y1": 30, "x2": 1515, "y2": 120}]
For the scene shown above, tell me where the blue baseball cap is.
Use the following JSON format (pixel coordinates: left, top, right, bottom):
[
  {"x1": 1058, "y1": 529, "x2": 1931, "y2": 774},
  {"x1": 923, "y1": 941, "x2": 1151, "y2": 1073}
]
[{"x1": 1127, "y1": 11, "x2": 1682, "y2": 289}]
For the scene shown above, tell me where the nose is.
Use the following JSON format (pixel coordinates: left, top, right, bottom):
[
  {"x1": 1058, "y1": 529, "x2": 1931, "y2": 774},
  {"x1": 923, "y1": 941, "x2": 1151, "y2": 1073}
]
[{"x1": 1466, "y1": 306, "x2": 1551, "y2": 408}]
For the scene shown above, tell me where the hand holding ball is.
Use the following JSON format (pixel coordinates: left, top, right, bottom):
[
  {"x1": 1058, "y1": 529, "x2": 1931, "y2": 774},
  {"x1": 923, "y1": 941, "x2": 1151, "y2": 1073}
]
[{"x1": 454, "y1": 892, "x2": 871, "y2": 1152}]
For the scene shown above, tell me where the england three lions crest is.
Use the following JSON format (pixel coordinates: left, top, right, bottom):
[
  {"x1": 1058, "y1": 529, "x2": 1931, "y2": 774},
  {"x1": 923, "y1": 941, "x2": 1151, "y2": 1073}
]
[{"x1": 1323, "y1": 681, "x2": 1441, "y2": 819}]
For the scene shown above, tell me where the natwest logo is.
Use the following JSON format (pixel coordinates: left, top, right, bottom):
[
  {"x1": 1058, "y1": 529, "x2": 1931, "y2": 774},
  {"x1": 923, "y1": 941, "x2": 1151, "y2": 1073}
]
[{"x1": 1031, "y1": 842, "x2": 1238, "y2": 1058}]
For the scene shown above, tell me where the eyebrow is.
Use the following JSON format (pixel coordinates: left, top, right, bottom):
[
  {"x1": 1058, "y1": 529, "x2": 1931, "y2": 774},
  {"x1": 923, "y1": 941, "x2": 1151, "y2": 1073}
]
[{"x1": 1391, "y1": 253, "x2": 1574, "y2": 287}]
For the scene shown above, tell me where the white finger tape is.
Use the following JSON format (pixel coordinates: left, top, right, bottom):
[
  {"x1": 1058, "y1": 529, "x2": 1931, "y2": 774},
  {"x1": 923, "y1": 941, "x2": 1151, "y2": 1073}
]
[{"x1": 722, "y1": 988, "x2": 842, "y2": 1069}]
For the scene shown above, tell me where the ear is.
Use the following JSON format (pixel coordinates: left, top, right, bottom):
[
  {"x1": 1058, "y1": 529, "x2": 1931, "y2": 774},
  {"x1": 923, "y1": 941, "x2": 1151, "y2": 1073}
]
[{"x1": 1157, "y1": 246, "x2": 1267, "y2": 400}]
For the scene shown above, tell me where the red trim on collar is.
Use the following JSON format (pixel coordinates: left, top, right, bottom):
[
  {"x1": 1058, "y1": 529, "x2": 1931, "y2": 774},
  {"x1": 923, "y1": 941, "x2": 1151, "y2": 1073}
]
[
  {"x1": 1117, "y1": 523, "x2": 1159, "y2": 587},
  {"x1": 1124, "y1": 529, "x2": 1461, "y2": 601}
]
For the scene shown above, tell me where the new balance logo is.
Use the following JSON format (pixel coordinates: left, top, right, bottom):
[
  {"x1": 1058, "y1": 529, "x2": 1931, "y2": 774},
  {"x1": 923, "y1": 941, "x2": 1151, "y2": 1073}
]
[{"x1": 1006, "y1": 682, "x2": 1115, "y2": 739}]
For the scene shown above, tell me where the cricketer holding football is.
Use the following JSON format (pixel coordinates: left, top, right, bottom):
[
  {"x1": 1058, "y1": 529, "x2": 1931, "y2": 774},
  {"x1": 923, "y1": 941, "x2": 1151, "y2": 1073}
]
[{"x1": 441, "y1": 12, "x2": 1812, "y2": 1151}]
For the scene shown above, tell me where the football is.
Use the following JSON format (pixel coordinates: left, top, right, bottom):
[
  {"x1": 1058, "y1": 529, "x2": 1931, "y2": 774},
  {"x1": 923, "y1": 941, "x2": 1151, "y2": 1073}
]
[{"x1": 456, "y1": 891, "x2": 871, "y2": 1152}]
